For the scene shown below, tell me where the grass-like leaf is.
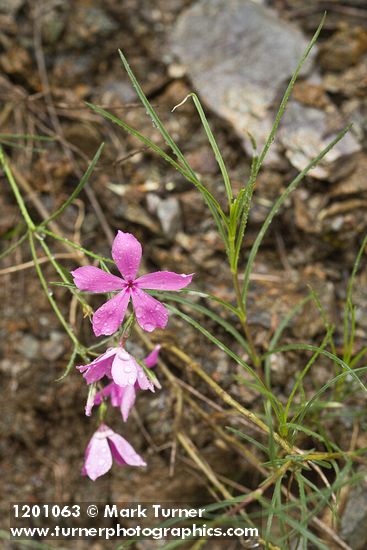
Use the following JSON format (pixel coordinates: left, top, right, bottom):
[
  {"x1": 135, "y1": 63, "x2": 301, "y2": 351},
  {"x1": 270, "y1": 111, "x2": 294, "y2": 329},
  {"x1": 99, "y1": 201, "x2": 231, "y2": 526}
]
[
  {"x1": 86, "y1": 101, "x2": 229, "y2": 248},
  {"x1": 242, "y1": 124, "x2": 352, "y2": 307},
  {"x1": 40, "y1": 143, "x2": 104, "y2": 227},
  {"x1": 343, "y1": 234, "x2": 367, "y2": 363},
  {"x1": 265, "y1": 343, "x2": 367, "y2": 392},
  {"x1": 172, "y1": 92, "x2": 233, "y2": 203},
  {"x1": 255, "y1": 14, "x2": 325, "y2": 171},
  {"x1": 151, "y1": 290, "x2": 251, "y2": 353}
]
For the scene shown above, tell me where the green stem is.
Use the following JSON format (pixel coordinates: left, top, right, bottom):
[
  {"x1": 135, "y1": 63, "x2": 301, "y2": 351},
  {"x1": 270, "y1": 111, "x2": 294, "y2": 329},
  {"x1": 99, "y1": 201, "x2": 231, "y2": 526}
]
[
  {"x1": 170, "y1": 344, "x2": 292, "y2": 454},
  {"x1": 0, "y1": 146, "x2": 35, "y2": 230},
  {"x1": 232, "y1": 271, "x2": 261, "y2": 372},
  {"x1": 28, "y1": 233, "x2": 83, "y2": 353},
  {"x1": 0, "y1": 231, "x2": 29, "y2": 260},
  {"x1": 41, "y1": 228, "x2": 114, "y2": 264},
  {"x1": 242, "y1": 124, "x2": 352, "y2": 308}
]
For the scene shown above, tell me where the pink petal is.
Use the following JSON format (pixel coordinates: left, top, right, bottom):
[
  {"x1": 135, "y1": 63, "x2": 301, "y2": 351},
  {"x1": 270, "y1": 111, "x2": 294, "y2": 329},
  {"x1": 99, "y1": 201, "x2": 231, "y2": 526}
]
[
  {"x1": 109, "y1": 384, "x2": 123, "y2": 407},
  {"x1": 71, "y1": 266, "x2": 125, "y2": 292},
  {"x1": 83, "y1": 426, "x2": 113, "y2": 481},
  {"x1": 120, "y1": 385, "x2": 136, "y2": 422},
  {"x1": 131, "y1": 288, "x2": 168, "y2": 332},
  {"x1": 112, "y1": 231, "x2": 142, "y2": 281},
  {"x1": 111, "y1": 349, "x2": 139, "y2": 387},
  {"x1": 93, "y1": 392, "x2": 103, "y2": 406},
  {"x1": 85, "y1": 385, "x2": 97, "y2": 416},
  {"x1": 136, "y1": 365, "x2": 155, "y2": 392},
  {"x1": 144, "y1": 345, "x2": 161, "y2": 368},
  {"x1": 135, "y1": 271, "x2": 194, "y2": 290},
  {"x1": 94, "y1": 382, "x2": 115, "y2": 406},
  {"x1": 108, "y1": 433, "x2": 146, "y2": 467},
  {"x1": 76, "y1": 348, "x2": 117, "y2": 384},
  {"x1": 92, "y1": 289, "x2": 131, "y2": 337}
]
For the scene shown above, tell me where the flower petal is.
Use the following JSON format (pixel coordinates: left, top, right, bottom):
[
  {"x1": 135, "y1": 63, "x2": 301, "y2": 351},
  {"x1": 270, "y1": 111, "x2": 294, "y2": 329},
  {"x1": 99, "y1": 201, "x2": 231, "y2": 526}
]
[
  {"x1": 85, "y1": 384, "x2": 97, "y2": 416},
  {"x1": 108, "y1": 433, "x2": 146, "y2": 467},
  {"x1": 109, "y1": 384, "x2": 123, "y2": 407},
  {"x1": 136, "y1": 365, "x2": 155, "y2": 392},
  {"x1": 120, "y1": 385, "x2": 136, "y2": 422},
  {"x1": 92, "y1": 290, "x2": 130, "y2": 337},
  {"x1": 131, "y1": 288, "x2": 168, "y2": 332},
  {"x1": 112, "y1": 231, "x2": 142, "y2": 281},
  {"x1": 71, "y1": 266, "x2": 125, "y2": 292},
  {"x1": 76, "y1": 348, "x2": 116, "y2": 384},
  {"x1": 144, "y1": 345, "x2": 161, "y2": 368},
  {"x1": 83, "y1": 427, "x2": 113, "y2": 481},
  {"x1": 135, "y1": 271, "x2": 194, "y2": 290},
  {"x1": 111, "y1": 349, "x2": 138, "y2": 387},
  {"x1": 94, "y1": 383, "x2": 114, "y2": 406}
]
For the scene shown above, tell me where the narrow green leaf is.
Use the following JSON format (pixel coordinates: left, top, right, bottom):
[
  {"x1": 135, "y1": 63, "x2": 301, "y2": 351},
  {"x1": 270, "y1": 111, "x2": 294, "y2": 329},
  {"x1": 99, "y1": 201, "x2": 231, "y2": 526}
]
[
  {"x1": 256, "y1": 14, "x2": 325, "y2": 170},
  {"x1": 173, "y1": 93, "x2": 233, "y2": 203},
  {"x1": 284, "y1": 330, "x2": 331, "y2": 421},
  {"x1": 87, "y1": 101, "x2": 229, "y2": 248},
  {"x1": 42, "y1": 228, "x2": 114, "y2": 264},
  {"x1": 118, "y1": 50, "x2": 197, "y2": 181},
  {"x1": 242, "y1": 124, "x2": 352, "y2": 307},
  {"x1": 226, "y1": 426, "x2": 269, "y2": 454},
  {"x1": 231, "y1": 155, "x2": 258, "y2": 270},
  {"x1": 293, "y1": 365, "x2": 367, "y2": 426},
  {"x1": 0, "y1": 231, "x2": 28, "y2": 260},
  {"x1": 55, "y1": 347, "x2": 78, "y2": 382},
  {"x1": 343, "y1": 234, "x2": 367, "y2": 363},
  {"x1": 150, "y1": 290, "x2": 251, "y2": 354},
  {"x1": 40, "y1": 143, "x2": 104, "y2": 227},
  {"x1": 265, "y1": 343, "x2": 367, "y2": 392},
  {"x1": 165, "y1": 303, "x2": 278, "y2": 407},
  {"x1": 265, "y1": 294, "x2": 312, "y2": 387}
]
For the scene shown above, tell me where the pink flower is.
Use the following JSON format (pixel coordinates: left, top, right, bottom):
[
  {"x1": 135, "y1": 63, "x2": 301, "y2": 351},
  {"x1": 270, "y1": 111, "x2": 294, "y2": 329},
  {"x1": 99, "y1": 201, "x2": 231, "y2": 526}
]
[
  {"x1": 77, "y1": 346, "x2": 160, "y2": 395},
  {"x1": 71, "y1": 231, "x2": 193, "y2": 336},
  {"x1": 83, "y1": 346, "x2": 161, "y2": 421},
  {"x1": 82, "y1": 424, "x2": 146, "y2": 480}
]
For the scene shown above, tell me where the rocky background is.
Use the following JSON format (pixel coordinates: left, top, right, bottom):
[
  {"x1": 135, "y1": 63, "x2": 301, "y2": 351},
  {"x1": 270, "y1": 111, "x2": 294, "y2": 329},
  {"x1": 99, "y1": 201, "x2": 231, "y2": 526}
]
[{"x1": 1, "y1": 1, "x2": 367, "y2": 549}]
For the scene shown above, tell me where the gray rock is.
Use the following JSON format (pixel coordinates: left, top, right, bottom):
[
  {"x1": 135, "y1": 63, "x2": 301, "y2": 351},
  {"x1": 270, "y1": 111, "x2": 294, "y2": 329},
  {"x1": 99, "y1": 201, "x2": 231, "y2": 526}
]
[
  {"x1": 97, "y1": 79, "x2": 138, "y2": 105},
  {"x1": 171, "y1": 0, "x2": 315, "y2": 162},
  {"x1": 278, "y1": 100, "x2": 360, "y2": 180},
  {"x1": 146, "y1": 194, "x2": 182, "y2": 237},
  {"x1": 0, "y1": 358, "x2": 29, "y2": 375},
  {"x1": 20, "y1": 334, "x2": 40, "y2": 360},
  {"x1": 41, "y1": 331, "x2": 65, "y2": 361}
]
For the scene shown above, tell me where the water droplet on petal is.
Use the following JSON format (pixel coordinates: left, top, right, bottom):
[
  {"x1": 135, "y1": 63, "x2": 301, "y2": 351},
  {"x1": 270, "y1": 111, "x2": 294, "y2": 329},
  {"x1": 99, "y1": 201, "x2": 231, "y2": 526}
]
[{"x1": 118, "y1": 350, "x2": 130, "y2": 361}]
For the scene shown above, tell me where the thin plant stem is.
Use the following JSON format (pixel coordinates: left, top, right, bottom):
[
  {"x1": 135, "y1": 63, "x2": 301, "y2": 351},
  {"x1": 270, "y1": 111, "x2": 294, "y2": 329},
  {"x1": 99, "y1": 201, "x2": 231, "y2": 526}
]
[
  {"x1": 0, "y1": 146, "x2": 35, "y2": 230},
  {"x1": 0, "y1": 231, "x2": 29, "y2": 260},
  {"x1": 28, "y1": 233, "x2": 85, "y2": 356},
  {"x1": 232, "y1": 271, "x2": 261, "y2": 372},
  {"x1": 167, "y1": 343, "x2": 293, "y2": 454}
]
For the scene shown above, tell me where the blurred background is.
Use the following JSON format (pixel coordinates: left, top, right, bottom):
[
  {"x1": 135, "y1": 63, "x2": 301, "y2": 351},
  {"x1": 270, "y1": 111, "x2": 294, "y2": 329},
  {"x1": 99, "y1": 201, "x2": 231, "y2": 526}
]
[{"x1": 1, "y1": 1, "x2": 367, "y2": 548}]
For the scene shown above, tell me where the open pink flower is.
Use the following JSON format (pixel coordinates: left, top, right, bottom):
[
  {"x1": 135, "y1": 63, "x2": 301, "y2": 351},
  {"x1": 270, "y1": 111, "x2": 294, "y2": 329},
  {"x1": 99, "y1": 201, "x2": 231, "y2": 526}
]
[
  {"x1": 82, "y1": 424, "x2": 146, "y2": 480},
  {"x1": 71, "y1": 231, "x2": 193, "y2": 336},
  {"x1": 77, "y1": 346, "x2": 160, "y2": 393},
  {"x1": 83, "y1": 346, "x2": 161, "y2": 421}
]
